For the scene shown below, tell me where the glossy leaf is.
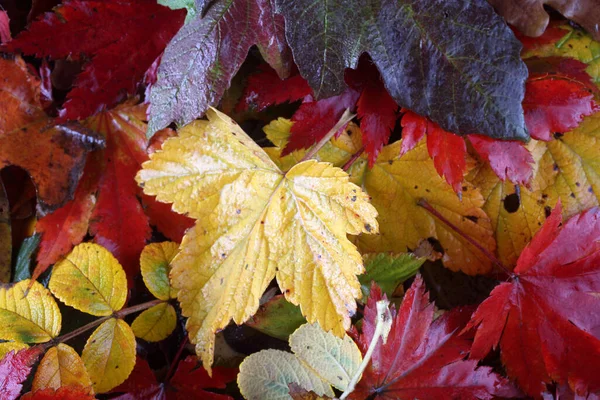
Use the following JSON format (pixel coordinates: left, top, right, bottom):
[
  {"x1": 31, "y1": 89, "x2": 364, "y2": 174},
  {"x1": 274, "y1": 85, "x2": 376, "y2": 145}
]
[
  {"x1": 0, "y1": 347, "x2": 43, "y2": 400},
  {"x1": 131, "y1": 302, "x2": 177, "y2": 342},
  {"x1": 140, "y1": 242, "x2": 178, "y2": 301},
  {"x1": 359, "y1": 253, "x2": 424, "y2": 298},
  {"x1": 0, "y1": 280, "x2": 61, "y2": 343},
  {"x1": 246, "y1": 295, "x2": 306, "y2": 341},
  {"x1": 32, "y1": 343, "x2": 92, "y2": 392},
  {"x1": 82, "y1": 318, "x2": 136, "y2": 393},
  {"x1": 49, "y1": 243, "x2": 127, "y2": 316},
  {"x1": 3, "y1": 0, "x2": 185, "y2": 121},
  {"x1": 275, "y1": 0, "x2": 528, "y2": 141},
  {"x1": 350, "y1": 279, "x2": 519, "y2": 399},
  {"x1": 148, "y1": 0, "x2": 292, "y2": 136},
  {"x1": 466, "y1": 203, "x2": 600, "y2": 397},
  {"x1": 137, "y1": 108, "x2": 377, "y2": 371}
]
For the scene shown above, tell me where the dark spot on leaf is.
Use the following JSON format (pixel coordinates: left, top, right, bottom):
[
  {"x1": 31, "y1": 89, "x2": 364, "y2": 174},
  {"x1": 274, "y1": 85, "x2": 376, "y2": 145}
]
[
  {"x1": 462, "y1": 186, "x2": 468, "y2": 192},
  {"x1": 544, "y1": 205, "x2": 552, "y2": 218},
  {"x1": 503, "y1": 193, "x2": 520, "y2": 213},
  {"x1": 388, "y1": 160, "x2": 393, "y2": 165},
  {"x1": 364, "y1": 223, "x2": 372, "y2": 232},
  {"x1": 553, "y1": 132, "x2": 564, "y2": 140},
  {"x1": 414, "y1": 185, "x2": 418, "y2": 189},
  {"x1": 465, "y1": 215, "x2": 478, "y2": 223},
  {"x1": 553, "y1": 163, "x2": 559, "y2": 171},
  {"x1": 576, "y1": 182, "x2": 581, "y2": 187},
  {"x1": 236, "y1": 209, "x2": 241, "y2": 214},
  {"x1": 351, "y1": 195, "x2": 357, "y2": 202},
  {"x1": 570, "y1": 192, "x2": 576, "y2": 198},
  {"x1": 589, "y1": 186, "x2": 594, "y2": 193}
]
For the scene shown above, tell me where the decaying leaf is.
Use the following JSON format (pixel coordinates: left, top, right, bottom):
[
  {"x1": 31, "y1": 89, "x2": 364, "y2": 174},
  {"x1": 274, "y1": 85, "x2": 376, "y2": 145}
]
[
  {"x1": 488, "y1": 0, "x2": 600, "y2": 41},
  {"x1": 0, "y1": 280, "x2": 61, "y2": 343},
  {"x1": 238, "y1": 322, "x2": 362, "y2": 399},
  {"x1": 137, "y1": 108, "x2": 378, "y2": 372},
  {"x1": 32, "y1": 343, "x2": 92, "y2": 392},
  {"x1": 82, "y1": 318, "x2": 136, "y2": 393},
  {"x1": 49, "y1": 243, "x2": 127, "y2": 316}
]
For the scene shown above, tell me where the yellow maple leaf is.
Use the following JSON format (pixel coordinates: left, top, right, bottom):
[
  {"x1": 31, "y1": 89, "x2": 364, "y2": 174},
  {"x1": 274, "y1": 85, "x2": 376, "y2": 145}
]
[
  {"x1": 468, "y1": 111, "x2": 600, "y2": 266},
  {"x1": 32, "y1": 343, "x2": 92, "y2": 392},
  {"x1": 136, "y1": 108, "x2": 378, "y2": 372}
]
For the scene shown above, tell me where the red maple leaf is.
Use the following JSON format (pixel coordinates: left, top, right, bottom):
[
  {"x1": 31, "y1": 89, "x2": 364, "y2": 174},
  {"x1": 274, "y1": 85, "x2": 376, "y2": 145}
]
[
  {"x1": 524, "y1": 77, "x2": 598, "y2": 141},
  {"x1": 465, "y1": 202, "x2": 600, "y2": 398},
  {"x1": 0, "y1": 347, "x2": 43, "y2": 400},
  {"x1": 3, "y1": 0, "x2": 185, "y2": 121},
  {"x1": 113, "y1": 356, "x2": 236, "y2": 400},
  {"x1": 468, "y1": 134, "x2": 533, "y2": 185},
  {"x1": 350, "y1": 279, "x2": 519, "y2": 400},
  {"x1": 21, "y1": 387, "x2": 95, "y2": 400}
]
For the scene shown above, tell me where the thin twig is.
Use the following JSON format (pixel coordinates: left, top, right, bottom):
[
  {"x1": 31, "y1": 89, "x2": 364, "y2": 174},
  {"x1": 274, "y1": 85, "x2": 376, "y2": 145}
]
[
  {"x1": 417, "y1": 198, "x2": 513, "y2": 275},
  {"x1": 300, "y1": 109, "x2": 356, "y2": 163},
  {"x1": 43, "y1": 299, "x2": 164, "y2": 350},
  {"x1": 342, "y1": 146, "x2": 365, "y2": 171}
]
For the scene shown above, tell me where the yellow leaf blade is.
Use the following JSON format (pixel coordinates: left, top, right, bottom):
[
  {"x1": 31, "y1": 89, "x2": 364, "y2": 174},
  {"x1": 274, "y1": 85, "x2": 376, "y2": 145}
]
[
  {"x1": 0, "y1": 280, "x2": 61, "y2": 343},
  {"x1": 137, "y1": 109, "x2": 377, "y2": 372},
  {"x1": 238, "y1": 349, "x2": 334, "y2": 400},
  {"x1": 131, "y1": 302, "x2": 176, "y2": 342},
  {"x1": 140, "y1": 242, "x2": 179, "y2": 300},
  {"x1": 359, "y1": 140, "x2": 495, "y2": 275},
  {"x1": 49, "y1": 243, "x2": 127, "y2": 316},
  {"x1": 289, "y1": 323, "x2": 362, "y2": 391},
  {"x1": 32, "y1": 343, "x2": 92, "y2": 392},
  {"x1": 82, "y1": 318, "x2": 136, "y2": 393},
  {"x1": 0, "y1": 342, "x2": 28, "y2": 358}
]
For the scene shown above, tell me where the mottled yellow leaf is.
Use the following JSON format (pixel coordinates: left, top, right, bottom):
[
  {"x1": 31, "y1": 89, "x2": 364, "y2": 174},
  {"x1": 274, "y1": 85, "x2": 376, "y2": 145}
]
[
  {"x1": 0, "y1": 280, "x2": 61, "y2": 343},
  {"x1": 468, "y1": 112, "x2": 600, "y2": 266},
  {"x1": 238, "y1": 349, "x2": 334, "y2": 400},
  {"x1": 32, "y1": 343, "x2": 92, "y2": 392},
  {"x1": 358, "y1": 139, "x2": 495, "y2": 275},
  {"x1": 136, "y1": 108, "x2": 378, "y2": 372},
  {"x1": 289, "y1": 323, "x2": 362, "y2": 391},
  {"x1": 523, "y1": 24, "x2": 600, "y2": 86},
  {"x1": 49, "y1": 243, "x2": 127, "y2": 316},
  {"x1": 82, "y1": 318, "x2": 136, "y2": 393},
  {"x1": 140, "y1": 242, "x2": 178, "y2": 300},
  {"x1": 131, "y1": 302, "x2": 176, "y2": 342},
  {"x1": 0, "y1": 342, "x2": 28, "y2": 358}
]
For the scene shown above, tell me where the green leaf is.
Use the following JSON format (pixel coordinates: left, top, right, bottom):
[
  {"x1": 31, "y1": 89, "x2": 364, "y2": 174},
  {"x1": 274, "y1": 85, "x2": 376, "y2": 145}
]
[
  {"x1": 359, "y1": 253, "x2": 424, "y2": 298},
  {"x1": 13, "y1": 234, "x2": 41, "y2": 282},
  {"x1": 274, "y1": 0, "x2": 528, "y2": 140},
  {"x1": 158, "y1": 0, "x2": 197, "y2": 23},
  {"x1": 246, "y1": 295, "x2": 306, "y2": 340}
]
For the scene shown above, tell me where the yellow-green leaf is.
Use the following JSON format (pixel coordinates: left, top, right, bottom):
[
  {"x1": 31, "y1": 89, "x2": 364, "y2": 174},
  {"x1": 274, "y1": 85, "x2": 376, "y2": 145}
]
[
  {"x1": 468, "y1": 112, "x2": 600, "y2": 266},
  {"x1": 0, "y1": 341, "x2": 28, "y2": 358},
  {"x1": 0, "y1": 280, "x2": 61, "y2": 343},
  {"x1": 358, "y1": 139, "x2": 495, "y2": 275},
  {"x1": 290, "y1": 323, "x2": 362, "y2": 392},
  {"x1": 131, "y1": 302, "x2": 177, "y2": 342},
  {"x1": 49, "y1": 243, "x2": 127, "y2": 316},
  {"x1": 32, "y1": 343, "x2": 92, "y2": 392},
  {"x1": 140, "y1": 242, "x2": 178, "y2": 300},
  {"x1": 359, "y1": 253, "x2": 424, "y2": 298},
  {"x1": 136, "y1": 108, "x2": 378, "y2": 372},
  {"x1": 238, "y1": 349, "x2": 334, "y2": 400},
  {"x1": 82, "y1": 318, "x2": 136, "y2": 393}
]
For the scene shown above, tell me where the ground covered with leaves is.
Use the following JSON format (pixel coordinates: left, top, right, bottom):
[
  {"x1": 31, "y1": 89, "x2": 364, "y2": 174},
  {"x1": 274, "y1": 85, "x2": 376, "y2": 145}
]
[{"x1": 0, "y1": 0, "x2": 599, "y2": 399}]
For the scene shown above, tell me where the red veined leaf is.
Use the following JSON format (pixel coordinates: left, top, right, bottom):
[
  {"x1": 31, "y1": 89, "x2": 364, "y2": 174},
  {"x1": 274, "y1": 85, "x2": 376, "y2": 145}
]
[
  {"x1": 0, "y1": 347, "x2": 43, "y2": 400},
  {"x1": 283, "y1": 88, "x2": 359, "y2": 155},
  {"x1": 346, "y1": 57, "x2": 399, "y2": 167},
  {"x1": 468, "y1": 134, "x2": 533, "y2": 185},
  {"x1": 236, "y1": 64, "x2": 312, "y2": 112},
  {"x1": 524, "y1": 78, "x2": 598, "y2": 141},
  {"x1": 21, "y1": 387, "x2": 95, "y2": 400},
  {"x1": 350, "y1": 279, "x2": 519, "y2": 400},
  {"x1": 86, "y1": 102, "x2": 151, "y2": 282},
  {"x1": 33, "y1": 153, "x2": 101, "y2": 281},
  {"x1": 112, "y1": 356, "x2": 236, "y2": 400},
  {"x1": 3, "y1": 0, "x2": 185, "y2": 121},
  {"x1": 465, "y1": 202, "x2": 600, "y2": 398}
]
